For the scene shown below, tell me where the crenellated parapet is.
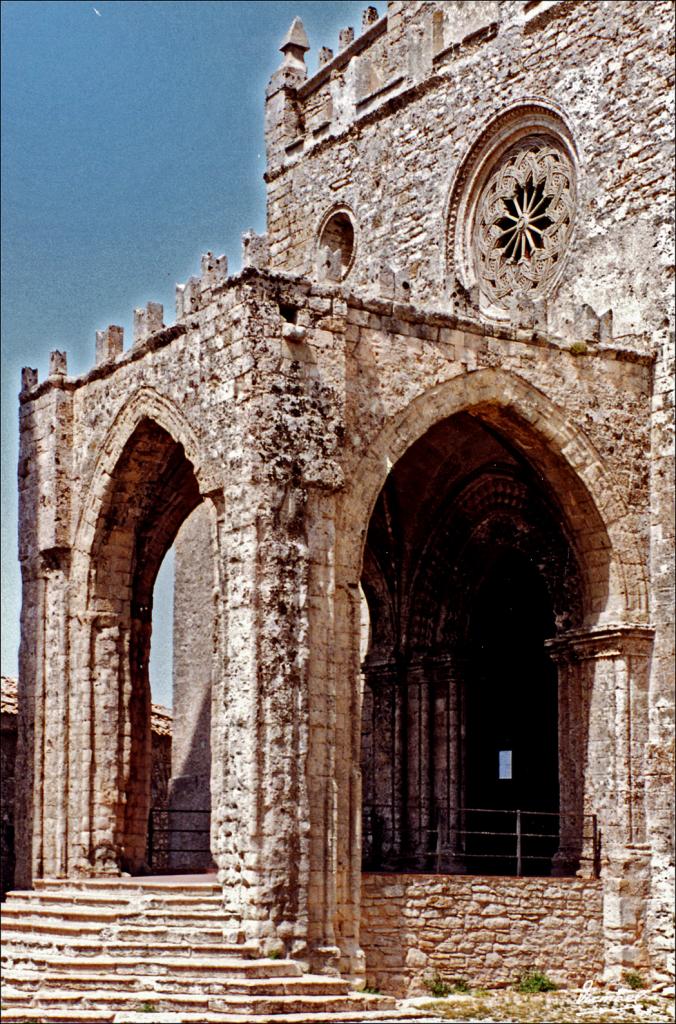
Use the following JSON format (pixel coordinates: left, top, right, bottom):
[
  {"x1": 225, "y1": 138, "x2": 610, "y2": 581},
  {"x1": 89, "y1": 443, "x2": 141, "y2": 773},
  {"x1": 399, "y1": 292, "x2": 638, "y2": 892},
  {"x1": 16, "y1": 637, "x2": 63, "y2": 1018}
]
[{"x1": 263, "y1": 2, "x2": 511, "y2": 177}]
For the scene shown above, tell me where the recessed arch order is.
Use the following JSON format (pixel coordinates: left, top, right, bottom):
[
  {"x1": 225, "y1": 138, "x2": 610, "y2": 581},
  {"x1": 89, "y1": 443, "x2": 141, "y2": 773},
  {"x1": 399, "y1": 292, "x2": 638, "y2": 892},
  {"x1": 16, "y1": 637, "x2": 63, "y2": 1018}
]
[{"x1": 337, "y1": 367, "x2": 649, "y2": 629}]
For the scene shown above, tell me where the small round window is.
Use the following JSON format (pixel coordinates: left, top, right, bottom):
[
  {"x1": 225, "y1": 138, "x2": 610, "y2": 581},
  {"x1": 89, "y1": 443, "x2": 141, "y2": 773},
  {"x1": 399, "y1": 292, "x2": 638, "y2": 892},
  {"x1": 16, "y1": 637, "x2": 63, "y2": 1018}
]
[{"x1": 318, "y1": 209, "x2": 356, "y2": 280}]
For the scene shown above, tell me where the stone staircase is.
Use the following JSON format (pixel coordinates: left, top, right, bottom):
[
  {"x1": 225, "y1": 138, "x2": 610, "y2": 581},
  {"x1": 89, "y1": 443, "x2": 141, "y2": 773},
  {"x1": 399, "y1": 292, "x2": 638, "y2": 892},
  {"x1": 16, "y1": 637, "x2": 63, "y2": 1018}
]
[{"x1": 0, "y1": 879, "x2": 426, "y2": 1023}]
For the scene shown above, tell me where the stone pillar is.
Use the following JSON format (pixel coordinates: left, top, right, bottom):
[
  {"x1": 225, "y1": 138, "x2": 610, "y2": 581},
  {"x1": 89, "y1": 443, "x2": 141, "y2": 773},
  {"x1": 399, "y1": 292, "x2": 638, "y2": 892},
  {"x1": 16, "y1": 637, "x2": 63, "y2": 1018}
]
[
  {"x1": 361, "y1": 656, "x2": 402, "y2": 866},
  {"x1": 169, "y1": 503, "x2": 214, "y2": 871},
  {"x1": 546, "y1": 642, "x2": 590, "y2": 876},
  {"x1": 406, "y1": 657, "x2": 432, "y2": 866},
  {"x1": 16, "y1": 379, "x2": 73, "y2": 886},
  {"x1": 211, "y1": 477, "x2": 312, "y2": 962},
  {"x1": 65, "y1": 603, "x2": 150, "y2": 880},
  {"x1": 646, "y1": 324, "x2": 675, "y2": 984},
  {"x1": 39, "y1": 552, "x2": 71, "y2": 879},
  {"x1": 429, "y1": 653, "x2": 466, "y2": 873},
  {"x1": 90, "y1": 619, "x2": 126, "y2": 872},
  {"x1": 547, "y1": 625, "x2": 654, "y2": 977}
]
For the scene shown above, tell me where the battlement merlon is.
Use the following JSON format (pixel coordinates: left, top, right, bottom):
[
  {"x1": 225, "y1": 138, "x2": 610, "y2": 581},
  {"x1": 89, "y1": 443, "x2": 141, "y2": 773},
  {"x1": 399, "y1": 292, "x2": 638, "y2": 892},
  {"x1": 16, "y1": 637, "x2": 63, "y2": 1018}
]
[
  {"x1": 263, "y1": 1, "x2": 517, "y2": 175},
  {"x1": 18, "y1": 264, "x2": 654, "y2": 413}
]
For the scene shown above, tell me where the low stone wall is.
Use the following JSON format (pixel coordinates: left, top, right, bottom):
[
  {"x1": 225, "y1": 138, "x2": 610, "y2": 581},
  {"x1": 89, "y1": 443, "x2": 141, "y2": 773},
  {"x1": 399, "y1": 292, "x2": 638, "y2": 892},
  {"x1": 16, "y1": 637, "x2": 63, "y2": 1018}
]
[{"x1": 361, "y1": 873, "x2": 604, "y2": 994}]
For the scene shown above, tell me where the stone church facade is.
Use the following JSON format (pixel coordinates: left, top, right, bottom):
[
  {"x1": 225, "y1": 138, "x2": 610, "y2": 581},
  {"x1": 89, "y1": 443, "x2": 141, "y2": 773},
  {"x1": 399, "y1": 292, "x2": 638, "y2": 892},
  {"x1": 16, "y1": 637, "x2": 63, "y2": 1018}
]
[{"x1": 14, "y1": 0, "x2": 674, "y2": 992}]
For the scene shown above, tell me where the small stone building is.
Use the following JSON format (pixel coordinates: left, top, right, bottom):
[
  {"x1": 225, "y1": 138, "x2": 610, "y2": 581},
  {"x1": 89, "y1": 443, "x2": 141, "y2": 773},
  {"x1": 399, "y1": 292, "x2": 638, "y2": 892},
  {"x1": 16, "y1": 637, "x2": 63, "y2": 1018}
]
[{"x1": 14, "y1": 0, "x2": 674, "y2": 992}]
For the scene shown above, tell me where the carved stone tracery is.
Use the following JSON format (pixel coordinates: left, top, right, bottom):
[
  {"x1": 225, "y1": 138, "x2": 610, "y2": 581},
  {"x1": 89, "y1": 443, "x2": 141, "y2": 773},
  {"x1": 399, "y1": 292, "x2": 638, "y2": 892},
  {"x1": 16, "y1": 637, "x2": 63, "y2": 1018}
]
[{"x1": 475, "y1": 137, "x2": 576, "y2": 305}]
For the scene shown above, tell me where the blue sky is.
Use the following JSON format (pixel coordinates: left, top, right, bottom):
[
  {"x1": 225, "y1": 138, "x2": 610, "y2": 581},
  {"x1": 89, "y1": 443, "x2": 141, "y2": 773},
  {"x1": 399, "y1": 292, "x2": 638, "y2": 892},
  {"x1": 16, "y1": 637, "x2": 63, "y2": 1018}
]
[{"x1": 1, "y1": 0, "x2": 385, "y2": 704}]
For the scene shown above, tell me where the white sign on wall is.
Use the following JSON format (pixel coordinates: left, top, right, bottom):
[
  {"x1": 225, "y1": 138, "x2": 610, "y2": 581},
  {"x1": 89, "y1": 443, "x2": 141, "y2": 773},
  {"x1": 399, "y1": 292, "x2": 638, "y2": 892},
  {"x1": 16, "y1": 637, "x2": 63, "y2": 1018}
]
[{"x1": 499, "y1": 749, "x2": 512, "y2": 780}]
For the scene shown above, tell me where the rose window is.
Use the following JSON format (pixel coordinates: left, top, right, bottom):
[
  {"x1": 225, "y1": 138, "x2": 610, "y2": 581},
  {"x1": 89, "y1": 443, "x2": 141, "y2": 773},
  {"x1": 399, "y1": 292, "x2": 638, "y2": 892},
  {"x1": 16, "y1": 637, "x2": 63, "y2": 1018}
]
[{"x1": 474, "y1": 138, "x2": 575, "y2": 305}]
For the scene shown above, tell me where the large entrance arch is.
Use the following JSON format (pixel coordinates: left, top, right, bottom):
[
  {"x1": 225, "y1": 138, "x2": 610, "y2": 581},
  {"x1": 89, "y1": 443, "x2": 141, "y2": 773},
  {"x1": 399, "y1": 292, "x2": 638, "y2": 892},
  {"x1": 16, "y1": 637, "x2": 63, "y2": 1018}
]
[
  {"x1": 360, "y1": 413, "x2": 584, "y2": 876},
  {"x1": 331, "y1": 368, "x2": 651, "y2": 968}
]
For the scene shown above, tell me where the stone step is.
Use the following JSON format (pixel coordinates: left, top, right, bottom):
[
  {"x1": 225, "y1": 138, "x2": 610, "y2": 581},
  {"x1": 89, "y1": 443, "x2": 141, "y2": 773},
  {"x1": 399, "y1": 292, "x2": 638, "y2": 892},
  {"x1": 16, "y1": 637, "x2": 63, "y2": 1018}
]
[
  {"x1": 136, "y1": 910, "x2": 231, "y2": 925},
  {"x1": 2, "y1": 954, "x2": 304, "y2": 979},
  {"x1": 5, "y1": 970, "x2": 349, "y2": 997},
  {"x1": 0, "y1": 1012, "x2": 114, "y2": 1024},
  {"x1": 115, "y1": 924, "x2": 233, "y2": 942},
  {"x1": 0, "y1": 1007, "x2": 432, "y2": 1024},
  {"x1": 2, "y1": 937, "x2": 257, "y2": 959},
  {"x1": 2, "y1": 905, "x2": 129, "y2": 922},
  {"x1": 33, "y1": 878, "x2": 221, "y2": 895},
  {"x1": 1, "y1": 909, "x2": 229, "y2": 925},
  {"x1": 1, "y1": 917, "x2": 118, "y2": 936},
  {"x1": 0, "y1": 881, "x2": 424, "y2": 1024},
  {"x1": 1, "y1": 919, "x2": 230, "y2": 943},
  {"x1": 0, "y1": 988, "x2": 398, "y2": 1015},
  {"x1": 6, "y1": 890, "x2": 224, "y2": 910}
]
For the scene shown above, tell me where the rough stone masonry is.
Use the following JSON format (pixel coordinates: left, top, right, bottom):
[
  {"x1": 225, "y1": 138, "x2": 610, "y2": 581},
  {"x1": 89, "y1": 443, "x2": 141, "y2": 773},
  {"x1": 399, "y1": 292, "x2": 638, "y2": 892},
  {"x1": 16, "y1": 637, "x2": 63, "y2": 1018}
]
[{"x1": 15, "y1": 0, "x2": 674, "y2": 992}]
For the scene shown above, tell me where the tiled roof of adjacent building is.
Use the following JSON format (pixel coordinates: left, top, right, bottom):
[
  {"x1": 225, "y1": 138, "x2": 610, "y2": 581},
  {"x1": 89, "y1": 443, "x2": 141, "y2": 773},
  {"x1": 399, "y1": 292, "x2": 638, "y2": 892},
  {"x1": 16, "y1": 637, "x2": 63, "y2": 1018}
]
[
  {"x1": 151, "y1": 702, "x2": 173, "y2": 736},
  {"x1": 1, "y1": 675, "x2": 18, "y2": 716}
]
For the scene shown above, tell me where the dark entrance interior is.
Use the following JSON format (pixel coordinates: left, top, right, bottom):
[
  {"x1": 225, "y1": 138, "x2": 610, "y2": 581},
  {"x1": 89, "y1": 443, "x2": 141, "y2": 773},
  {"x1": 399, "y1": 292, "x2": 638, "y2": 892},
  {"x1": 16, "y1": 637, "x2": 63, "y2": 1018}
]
[
  {"x1": 462, "y1": 551, "x2": 559, "y2": 874},
  {"x1": 360, "y1": 412, "x2": 583, "y2": 876}
]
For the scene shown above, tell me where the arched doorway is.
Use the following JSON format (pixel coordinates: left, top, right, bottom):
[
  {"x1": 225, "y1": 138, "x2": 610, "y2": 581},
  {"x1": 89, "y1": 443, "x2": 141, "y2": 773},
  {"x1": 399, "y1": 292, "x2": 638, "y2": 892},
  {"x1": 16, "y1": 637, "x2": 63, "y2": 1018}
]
[
  {"x1": 83, "y1": 416, "x2": 213, "y2": 874},
  {"x1": 360, "y1": 412, "x2": 584, "y2": 877}
]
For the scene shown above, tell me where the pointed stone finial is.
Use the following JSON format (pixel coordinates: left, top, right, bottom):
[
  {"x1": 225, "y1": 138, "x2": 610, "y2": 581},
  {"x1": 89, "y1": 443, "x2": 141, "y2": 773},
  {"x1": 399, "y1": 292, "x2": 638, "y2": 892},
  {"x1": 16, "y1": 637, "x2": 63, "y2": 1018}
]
[{"x1": 280, "y1": 16, "x2": 309, "y2": 68}]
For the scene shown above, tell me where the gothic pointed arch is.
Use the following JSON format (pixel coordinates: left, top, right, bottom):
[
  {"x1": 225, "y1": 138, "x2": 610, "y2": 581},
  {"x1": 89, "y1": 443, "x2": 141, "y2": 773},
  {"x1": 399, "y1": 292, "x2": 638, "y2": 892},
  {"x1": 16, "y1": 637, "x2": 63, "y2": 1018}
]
[
  {"x1": 72, "y1": 386, "x2": 209, "y2": 568},
  {"x1": 67, "y1": 390, "x2": 222, "y2": 875},
  {"x1": 338, "y1": 368, "x2": 648, "y2": 627}
]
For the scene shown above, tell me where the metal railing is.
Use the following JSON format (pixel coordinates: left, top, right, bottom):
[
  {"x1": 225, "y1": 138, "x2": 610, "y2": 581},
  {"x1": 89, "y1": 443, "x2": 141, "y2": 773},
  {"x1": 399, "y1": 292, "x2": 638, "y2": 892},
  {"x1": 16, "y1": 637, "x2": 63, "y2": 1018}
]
[
  {"x1": 147, "y1": 808, "x2": 213, "y2": 871},
  {"x1": 362, "y1": 804, "x2": 601, "y2": 878}
]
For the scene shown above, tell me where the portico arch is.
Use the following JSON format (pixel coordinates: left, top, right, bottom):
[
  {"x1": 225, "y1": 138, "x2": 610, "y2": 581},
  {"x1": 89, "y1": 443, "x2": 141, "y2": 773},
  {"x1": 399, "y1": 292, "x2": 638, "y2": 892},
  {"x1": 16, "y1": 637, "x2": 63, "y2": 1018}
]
[
  {"x1": 331, "y1": 367, "x2": 650, "y2": 961},
  {"x1": 66, "y1": 392, "x2": 223, "y2": 877}
]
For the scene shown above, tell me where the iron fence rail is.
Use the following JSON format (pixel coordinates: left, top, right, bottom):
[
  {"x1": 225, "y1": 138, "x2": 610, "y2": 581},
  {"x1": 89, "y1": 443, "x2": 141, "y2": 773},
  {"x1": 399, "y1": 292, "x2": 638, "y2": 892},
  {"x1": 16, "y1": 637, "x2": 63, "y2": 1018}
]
[
  {"x1": 146, "y1": 805, "x2": 601, "y2": 878},
  {"x1": 362, "y1": 804, "x2": 600, "y2": 877},
  {"x1": 147, "y1": 808, "x2": 212, "y2": 870}
]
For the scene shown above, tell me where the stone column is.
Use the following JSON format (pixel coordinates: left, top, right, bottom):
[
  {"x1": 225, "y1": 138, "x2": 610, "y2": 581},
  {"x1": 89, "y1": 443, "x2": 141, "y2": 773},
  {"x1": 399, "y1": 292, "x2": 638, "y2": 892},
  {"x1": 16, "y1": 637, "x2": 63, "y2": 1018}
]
[
  {"x1": 206, "y1": 276, "x2": 347, "y2": 972},
  {"x1": 406, "y1": 657, "x2": 432, "y2": 867},
  {"x1": 39, "y1": 552, "x2": 71, "y2": 879},
  {"x1": 211, "y1": 478, "x2": 312, "y2": 963},
  {"x1": 361, "y1": 655, "x2": 402, "y2": 866},
  {"x1": 169, "y1": 503, "x2": 214, "y2": 872},
  {"x1": 545, "y1": 639, "x2": 589, "y2": 876},
  {"x1": 90, "y1": 619, "x2": 126, "y2": 872},
  {"x1": 547, "y1": 625, "x2": 654, "y2": 977},
  {"x1": 429, "y1": 653, "x2": 466, "y2": 872},
  {"x1": 16, "y1": 377, "x2": 73, "y2": 886},
  {"x1": 64, "y1": 604, "x2": 150, "y2": 880}
]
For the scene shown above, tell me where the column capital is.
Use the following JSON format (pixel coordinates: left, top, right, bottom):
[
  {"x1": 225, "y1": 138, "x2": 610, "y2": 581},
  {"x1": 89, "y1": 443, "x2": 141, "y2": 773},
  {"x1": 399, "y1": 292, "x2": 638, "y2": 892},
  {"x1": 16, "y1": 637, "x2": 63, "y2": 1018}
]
[
  {"x1": 545, "y1": 624, "x2": 654, "y2": 662},
  {"x1": 403, "y1": 645, "x2": 457, "y2": 674},
  {"x1": 362, "y1": 653, "x2": 399, "y2": 687}
]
